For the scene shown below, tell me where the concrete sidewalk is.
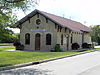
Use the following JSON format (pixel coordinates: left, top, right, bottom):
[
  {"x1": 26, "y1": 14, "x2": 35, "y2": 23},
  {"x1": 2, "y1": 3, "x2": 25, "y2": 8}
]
[
  {"x1": 0, "y1": 45, "x2": 13, "y2": 47},
  {"x1": 6, "y1": 49, "x2": 16, "y2": 51},
  {"x1": 79, "y1": 64, "x2": 100, "y2": 75},
  {"x1": 94, "y1": 45, "x2": 100, "y2": 48}
]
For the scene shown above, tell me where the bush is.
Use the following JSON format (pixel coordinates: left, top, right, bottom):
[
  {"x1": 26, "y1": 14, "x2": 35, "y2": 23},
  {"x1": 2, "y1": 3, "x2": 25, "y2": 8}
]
[
  {"x1": 82, "y1": 43, "x2": 88, "y2": 48},
  {"x1": 13, "y1": 41, "x2": 24, "y2": 50},
  {"x1": 91, "y1": 44, "x2": 94, "y2": 48},
  {"x1": 54, "y1": 44, "x2": 62, "y2": 52},
  {"x1": 71, "y1": 43, "x2": 80, "y2": 50},
  {"x1": 13, "y1": 41, "x2": 21, "y2": 46},
  {"x1": 16, "y1": 44, "x2": 24, "y2": 50},
  {"x1": 82, "y1": 43, "x2": 93, "y2": 49}
]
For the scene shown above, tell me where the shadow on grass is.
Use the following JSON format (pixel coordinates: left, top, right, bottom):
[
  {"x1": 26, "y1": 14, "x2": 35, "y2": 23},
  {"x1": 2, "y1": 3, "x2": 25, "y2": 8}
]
[
  {"x1": 0, "y1": 50, "x2": 8, "y2": 52},
  {"x1": 0, "y1": 68, "x2": 53, "y2": 75},
  {"x1": 0, "y1": 64, "x2": 13, "y2": 67}
]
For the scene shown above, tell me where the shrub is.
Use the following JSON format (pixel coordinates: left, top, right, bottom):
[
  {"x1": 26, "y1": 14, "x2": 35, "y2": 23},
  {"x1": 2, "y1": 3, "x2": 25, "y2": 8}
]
[
  {"x1": 13, "y1": 41, "x2": 21, "y2": 46},
  {"x1": 54, "y1": 44, "x2": 62, "y2": 52},
  {"x1": 82, "y1": 43, "x2": 93, "y2": 49},
  {"x1": 82, "y1": 43, "x2": 88, "y2": 48},
  {"x1": 16, "y1": 44, "x2": 24, "y2": 50},
  {"x1": 71, "y1": 43, "x2": 80, "y2": 50},
  {"x1": 91, "y1": 44, "x2": 94, "y2": 48},
  {"x1": 13, "y1": 41, "x2": 24, "y2": 50}
]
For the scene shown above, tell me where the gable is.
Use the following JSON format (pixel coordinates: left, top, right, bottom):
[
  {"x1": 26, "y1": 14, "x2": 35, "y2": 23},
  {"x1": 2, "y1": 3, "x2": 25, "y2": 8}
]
[{"x1": 16, "y1": 9, "x2": 91, "y2": 33}]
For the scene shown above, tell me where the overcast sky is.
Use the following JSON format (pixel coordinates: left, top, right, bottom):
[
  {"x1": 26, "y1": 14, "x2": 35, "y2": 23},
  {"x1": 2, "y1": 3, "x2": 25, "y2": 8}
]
[{"x1": 14, "y1": 0, "x2": 100, "y2": 33}]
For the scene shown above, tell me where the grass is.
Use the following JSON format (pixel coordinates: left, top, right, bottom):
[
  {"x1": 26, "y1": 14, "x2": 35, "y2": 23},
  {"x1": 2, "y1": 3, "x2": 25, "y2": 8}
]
[
  {"x1": 83, "y1": 48, "x2": 100, "y2": 52},
  {"x1": 0, "y1": 51, "x2": 77, "y2": 67},
  {"x1": 0, "y1": 46, "x2": 15, "y2": 51},
  {"x1": 0, "y1": 47, "x2": 100, "y2": 67},
  {"x1": 0, "y1": 43, "x2": 13, "y2": 45}
]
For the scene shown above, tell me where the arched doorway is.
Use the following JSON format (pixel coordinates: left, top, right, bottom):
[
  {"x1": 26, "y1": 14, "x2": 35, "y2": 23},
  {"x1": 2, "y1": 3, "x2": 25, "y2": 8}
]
[{"x1": 35, "y1": 33, "x2": 41, "y2": 50}]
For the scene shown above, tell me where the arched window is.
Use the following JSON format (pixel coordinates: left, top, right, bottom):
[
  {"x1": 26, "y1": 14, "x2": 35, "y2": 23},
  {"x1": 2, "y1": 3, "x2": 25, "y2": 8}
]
[
  {"x1": 46, "y1": 34, "x2": 51, "y2": 45},
  {"x1": 25, "y1": 33, "x2": 30, "y2": 45},
  {"x1": 61, "y1": 34, "x2": 63, "y2": 45}
]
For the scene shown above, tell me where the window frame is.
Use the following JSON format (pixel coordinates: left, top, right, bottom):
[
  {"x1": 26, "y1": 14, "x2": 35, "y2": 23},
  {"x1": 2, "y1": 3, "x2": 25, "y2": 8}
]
[
  {"x1": 25, "y1": 33, "x2": 30, "y2": 45},
  {"x1": 46, "y1": 34, "x2": 51, "y2": 45},
  {"x1": 36, "y1": 19, "x2": 41, "y2": 25},
  {"x1": 61, "y1": 34, "x2": 63, "y2": 45}
]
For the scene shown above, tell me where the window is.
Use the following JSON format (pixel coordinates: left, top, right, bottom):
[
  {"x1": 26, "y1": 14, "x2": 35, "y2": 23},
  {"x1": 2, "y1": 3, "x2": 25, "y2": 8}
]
[
  {"x1": 71, "y1": 34, "x2": 73, "y2": 43},
  {"x1": 65, "y1": 28, "x2": 67, "y2": 32},
  {"x1": 25, "y1": 33, "x2": 30, "y2": 45},
  {"x1": 60, "y1": 27, "x2": 62, "y2": 32},
  {"x1": 36, "y1": 19, "x2": 41, "y2": 25},
  {"x1": 57, "y1": 26, "x2": 60, "y2": 32},
  {"x1": 28, "y1": 17, "x2": 30, "y2": 23},
  {"x1": 46, "y1": 18, "x2": 48, "y2": 23},
  {"x1": 29, "y1": 19, "x2": 30, "y2": 23},
  {"x1": 55, "y1": 23, "x2": 57, "y2": 29},
  {"x1": 35, "y1": 33, "x2": 40, "y2": 37},
  {"x1": 61, "y1": 34, "x2": 63, "y2": 45},
  {"x1": 46, "y1": 34, "x2": 51, "y2": 45}
]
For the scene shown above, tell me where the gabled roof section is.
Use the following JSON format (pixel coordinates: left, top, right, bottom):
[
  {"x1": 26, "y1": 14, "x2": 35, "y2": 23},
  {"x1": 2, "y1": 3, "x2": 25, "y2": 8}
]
[{"x1": 16, "y1": 9, "x2": 91, "y2": 33}]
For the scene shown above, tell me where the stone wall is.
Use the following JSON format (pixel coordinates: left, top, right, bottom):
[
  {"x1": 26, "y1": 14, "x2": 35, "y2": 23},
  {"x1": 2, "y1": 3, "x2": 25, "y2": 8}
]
[
  {"x1": 20, "y1": 14, "x2": 57, "y2": 50},
  {"x1": 72, "y1": 32, "x2": 82, "y2": 47},
  {"x1": 20, "y1": 13, "x2": 91, "y2": 51},
  {"x1": 84, "y1": 33, "x2": 92, "y2": 44}
]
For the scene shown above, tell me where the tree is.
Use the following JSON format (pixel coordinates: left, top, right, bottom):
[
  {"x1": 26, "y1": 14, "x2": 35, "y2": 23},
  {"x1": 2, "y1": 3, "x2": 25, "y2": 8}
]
[
  {"x1": 0, "y1": 0, "x2": 37, "y2": 43},
  {"x1": 90, "y1": 25, "x2": 100, "y2": 45},
  {"x1": 0, "y1": 0, "x2": 37, "y2": 27},
  {"x1": 0, "y1": 28, "x2": 13, "y2": 42}
]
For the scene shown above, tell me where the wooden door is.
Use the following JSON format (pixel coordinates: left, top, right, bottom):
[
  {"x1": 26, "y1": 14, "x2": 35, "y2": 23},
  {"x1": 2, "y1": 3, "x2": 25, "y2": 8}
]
[{"x1": 35, "y1": 33, "x2": 41, "y2": 50}]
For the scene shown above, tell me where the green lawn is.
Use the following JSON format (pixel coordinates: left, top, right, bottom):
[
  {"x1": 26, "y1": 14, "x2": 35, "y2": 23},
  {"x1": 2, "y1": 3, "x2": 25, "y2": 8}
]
[
  {"x1": 0, "y1": 43, "x2": 13, "y2": 45},
  {"x1": 0, "y1": 47, "x2": 100, "y2": 67},
  {"x1": 0, "y1": 46, "x2": 15, "y2": 51},
  {"x1": 0, "y1": 51, "x2": 77, "y2": 67}
]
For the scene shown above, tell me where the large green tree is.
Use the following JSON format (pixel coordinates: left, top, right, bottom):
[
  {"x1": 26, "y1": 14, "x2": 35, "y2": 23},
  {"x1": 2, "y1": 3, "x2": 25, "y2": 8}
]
[
  {"x1": 0, "y1": 0, "x2": 37, "y2": 42},
  {"x1": 0, "y1": 0, "x2": 37, "y2": 27},
  {"x1": 90, "y1": 25, "x2": 100, "y2": 45}
]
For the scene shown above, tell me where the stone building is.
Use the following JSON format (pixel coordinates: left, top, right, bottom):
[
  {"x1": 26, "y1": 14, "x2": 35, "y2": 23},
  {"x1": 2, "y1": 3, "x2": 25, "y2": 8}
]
[{"x1": 16, "y1": 9, "x2": 91, "y2": 51}]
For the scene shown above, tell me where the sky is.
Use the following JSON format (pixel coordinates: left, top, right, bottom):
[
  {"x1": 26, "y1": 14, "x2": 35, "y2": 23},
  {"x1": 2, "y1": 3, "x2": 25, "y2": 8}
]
[{"x1": 14, "y1": 0, "x2": 100, "y2": 33}]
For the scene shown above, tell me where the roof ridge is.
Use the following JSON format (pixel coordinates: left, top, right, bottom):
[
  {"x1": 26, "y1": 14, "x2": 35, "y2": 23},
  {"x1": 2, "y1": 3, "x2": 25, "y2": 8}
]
[
  {"x1": 37, "y1": 10, "x2": 84, "y2": 25},
  {"x1": 16, "y1": 9, "x2": 91, "y2": 32},
  {"x1": 37, "y1": 10, "x2": 90, "y2": 32}
]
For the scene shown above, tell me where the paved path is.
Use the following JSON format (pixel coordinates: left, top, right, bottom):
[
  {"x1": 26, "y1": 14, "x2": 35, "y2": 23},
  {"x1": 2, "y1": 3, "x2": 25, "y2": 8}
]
[
  {"x1": 1, "y1": 50, "x2": 100, "y2": 75},
  {"x1": 79, "y1": 64, "x2": 100, "y2": 75},
  {"x1": 0, "y1": 45, "x2": 13, "y2": 48},
  {"x1": 95, "y1": 45, "x2": 100, "y2": 48}
]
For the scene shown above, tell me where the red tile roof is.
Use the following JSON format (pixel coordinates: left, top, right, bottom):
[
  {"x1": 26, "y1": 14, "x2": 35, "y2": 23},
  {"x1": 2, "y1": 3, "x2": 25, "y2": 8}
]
[{"x1": 16, "y1": 9, "x2": 91, "y2": 33}]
